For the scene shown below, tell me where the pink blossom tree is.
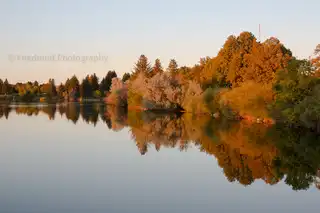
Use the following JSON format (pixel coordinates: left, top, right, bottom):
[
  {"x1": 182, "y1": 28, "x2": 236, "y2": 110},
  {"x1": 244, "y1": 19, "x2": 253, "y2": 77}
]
[{"x1": 105, "y1": 77, "x2": 128, "y2": 106}]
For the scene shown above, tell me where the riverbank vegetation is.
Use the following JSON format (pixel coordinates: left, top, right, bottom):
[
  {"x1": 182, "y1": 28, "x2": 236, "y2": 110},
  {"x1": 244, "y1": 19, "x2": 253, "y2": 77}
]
[{"x1": 1, "y1": 31, "x2": 320, "y2": 130}]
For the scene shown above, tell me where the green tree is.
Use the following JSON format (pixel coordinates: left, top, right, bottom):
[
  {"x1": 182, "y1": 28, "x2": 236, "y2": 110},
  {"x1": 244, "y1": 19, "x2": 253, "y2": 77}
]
[
  {"x1": 80, "y1": 76, "x2": 93, "y2": 98},
  {"x1": 100, "y1": 70, "x2": 117, "y2": 93},
  {"x1": 272, "y1": 58, "x2": 320, "y2": 127},
  {"x1": 1, "y1": 79, "x2": 10, "y2": 94},
  {"x1": 49, "y1": 79, "x2": 57, "y2": 97},
  {"x1": 270, "y1": 125, "x2": 320, "y2": 190},
  {"x1": 20, "y1": 90, "x2": 35, "y2": 102},
  {"x1": 0, "y1": 79, "x2": 3, "y2": 94},
  {"x1": 89, "y1": 73, "x2": 99, "y2": 91}
]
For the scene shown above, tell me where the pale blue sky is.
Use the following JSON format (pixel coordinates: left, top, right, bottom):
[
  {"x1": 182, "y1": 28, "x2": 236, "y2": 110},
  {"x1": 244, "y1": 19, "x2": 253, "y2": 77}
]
[{"x1": 0, "y1": 0, "x2": 319, "y2": 84}]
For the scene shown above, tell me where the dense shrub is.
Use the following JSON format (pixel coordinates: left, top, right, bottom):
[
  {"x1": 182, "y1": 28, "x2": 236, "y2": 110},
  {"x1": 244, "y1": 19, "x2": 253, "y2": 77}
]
[{"x1": 219, "y1": 81, "x2": 274, "y2": 119}]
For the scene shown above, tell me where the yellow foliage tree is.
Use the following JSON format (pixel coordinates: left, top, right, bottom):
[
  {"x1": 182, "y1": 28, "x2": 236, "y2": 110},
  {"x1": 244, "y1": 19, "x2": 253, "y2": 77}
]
[{"x1": 219, "y1": 81, "x2": 274, "y2": 119}]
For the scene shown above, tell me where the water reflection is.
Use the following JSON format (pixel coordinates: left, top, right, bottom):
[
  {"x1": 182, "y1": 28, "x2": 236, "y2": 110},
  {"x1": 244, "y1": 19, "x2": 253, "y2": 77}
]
[{"x1": 1, "y1": 103, "x2": 320, "y2": 191}]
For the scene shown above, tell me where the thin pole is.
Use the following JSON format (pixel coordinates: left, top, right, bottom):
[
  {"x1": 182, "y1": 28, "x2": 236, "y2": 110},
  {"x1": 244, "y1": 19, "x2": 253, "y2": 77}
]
[{"x1": 259, "y1": 24, "x2": 261, "y2": 42}]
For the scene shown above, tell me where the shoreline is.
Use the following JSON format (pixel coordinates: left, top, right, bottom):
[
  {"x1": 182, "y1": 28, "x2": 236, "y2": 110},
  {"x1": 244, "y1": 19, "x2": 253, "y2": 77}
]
[{"x1": 0, "y1": 101, "x2": 275, "y2": 125}]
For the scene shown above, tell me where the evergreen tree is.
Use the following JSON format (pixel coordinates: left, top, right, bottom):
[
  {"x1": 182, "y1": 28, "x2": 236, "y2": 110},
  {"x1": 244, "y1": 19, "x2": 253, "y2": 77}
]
[
  {"x1": 2, "y1": 79, "x2": 10, "y2": 94},
  {"x1": 99, "y1": 78, "x2": 106, "y2": 92},
  {"x1": 100, "y1": 70, "x2": 117, "y2": 93},
  {"x1": 89, "y1": 73, "x2": 99, "y2": 91},
  {"x1": 68, "y1": 75, "x2": 80, "y2": 98},
  {"x1": 69, "y1": 75, "x2": 80, "y2": 91},
  {"x1": 167, "y1": 59, "x2": 178, "y2": 74},
  {"x1": 34, "y1": 81, "x2": 39, "y2": 87},
  {"x1": 57, "y1": 83, "x2": 65, "y2": 97},
  {"x1": 49, "y1": 79, "x2": 57, "y2": 97},
  {"x1": 0, "y1": 79, "x2": 3, "y2": 94},
  {"x1": 41, "y1": 79, "x2": 57, "y2": 97},
  {"x1": 80, "y1": 80, "x2": 85, "y2": 98},
  {"x1": 65, "y1": 78, "x2": 70, "y2": 92},
  {"x1": 122, "y1": 73, "x2": 131, "y2": 82},
  {"x1": 80, "y1": 76, "x2": 93, "y2": 98},
  {"x1": 133, "y1": 55, "x2": 152, "y2": 76},
  {"x1": 151, "y1": 58, "x2": 163, "y2": 77}
]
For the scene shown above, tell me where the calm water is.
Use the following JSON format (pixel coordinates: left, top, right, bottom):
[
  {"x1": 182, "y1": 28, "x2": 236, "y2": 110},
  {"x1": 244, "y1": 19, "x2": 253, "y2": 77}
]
[{"x1": 0, "y1": 103, "x2": 319, "y2": 213}]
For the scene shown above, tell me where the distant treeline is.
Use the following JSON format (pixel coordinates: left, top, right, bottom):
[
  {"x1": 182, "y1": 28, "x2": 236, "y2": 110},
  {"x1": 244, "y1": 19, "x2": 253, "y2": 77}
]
[
  {"x1": 0, "y1": 70, "x2": 131, "y2": 102},
  {"x1": 1, "y1": 31, "x2": 320, "y2": 131}
]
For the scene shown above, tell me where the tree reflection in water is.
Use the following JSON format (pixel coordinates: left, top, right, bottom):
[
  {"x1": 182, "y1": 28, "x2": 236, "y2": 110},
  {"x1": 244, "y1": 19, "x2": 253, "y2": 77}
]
[{"x1": 1, "y1": 103, "x2": 320, "y2": 191}]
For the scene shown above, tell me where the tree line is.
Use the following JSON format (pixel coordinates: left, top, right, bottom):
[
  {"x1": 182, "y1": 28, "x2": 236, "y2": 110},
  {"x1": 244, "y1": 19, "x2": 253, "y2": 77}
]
[
  {"x1": 0, "y1": 71, "x2": 131, "y2": 102},
  {"x1": 105, "y1": 31, "x2": 320, "y2": 132},
  {"x1": 1, "y1": 31, "x2": 320, "y2": 131}
]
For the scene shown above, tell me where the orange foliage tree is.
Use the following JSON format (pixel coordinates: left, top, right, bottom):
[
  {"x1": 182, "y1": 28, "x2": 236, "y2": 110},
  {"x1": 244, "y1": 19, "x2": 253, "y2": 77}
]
[
  {"x1": 201, "y1": 32, "x2": 292, "y2": 88},
  {"x1": 219, "y1": 81, "x2": 274, "y2": 119},
  {"x1": 313, "y1": 44, "x2": 320, "y2": 75}
]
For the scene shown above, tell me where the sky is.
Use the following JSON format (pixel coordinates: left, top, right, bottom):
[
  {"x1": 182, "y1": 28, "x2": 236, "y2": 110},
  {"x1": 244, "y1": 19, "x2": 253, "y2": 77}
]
[{"x1": 0, "y1": 0, "x2": 319, "y2": 84}]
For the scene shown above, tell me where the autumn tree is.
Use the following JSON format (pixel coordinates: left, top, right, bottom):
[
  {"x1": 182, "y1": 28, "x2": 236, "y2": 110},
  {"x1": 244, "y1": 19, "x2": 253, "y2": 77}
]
[
  {"x1": 64, "y1": 78, "x2": 70, "y2": 92},
  {"x1": 178, "y1": 66, "x2": 191, "y2": 75},
  {"x1": 244, "y1": 37, "x2": 292, "y2": 84},
  {"x1": 57, "y1": 83, "x2": 65, "y2": 97},
  {"x1": 66, "y1": 75, "x2": 80, "y2": 98},
  {"x1": 313, "y1": 44, "x2": 320, "y2": 75},
  {"x1": 199, "y1": 57, "x2": 211, "y2": 67},
  {"x1": 188, "y1": 58, "x2": 211, "y2": 85},
  {"x1": 225, "y1": 32, "x2": 256, "y2": 86},
  {"x1": 167, "y1": 59, "x2": 178, "y2": 74},
  {"x1": 150, "y1": 58, "x2": 164, "y2": 77},
  {"x1": 69, "y1": 75, "x2": 80, "y2": 91},
  {"x1": 129, "y1": 71, "x2": 203, "y2": 110},
  {"x1": 201, "y1": 35, "x2": 238, "y2": 86},
  {"x1": 202, "y1": 32, "x2": 254, "y2": 87},
  {"x1": 122, "y1": 73, "x2": 131, "y2": 82},
  {"x1": 132, "y1": 55, "x2": 152, "y2": 79},
  {"x1": 106, "y1": 78, "x2": 128, "y2": 106},
  {"x1": 40, "y1": 79, "x2": 57, "y2": 97},
  {"x1": 201, "y1": 32, "x2": 292, "y2": 88}
]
